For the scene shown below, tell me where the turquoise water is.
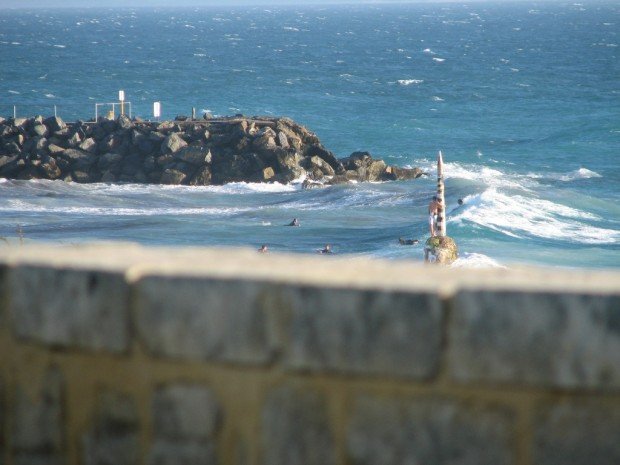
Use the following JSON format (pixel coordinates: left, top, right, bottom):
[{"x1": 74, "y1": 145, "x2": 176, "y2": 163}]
[{"x1": 1, "y1": 2, "x2": 619, "y2": 268}]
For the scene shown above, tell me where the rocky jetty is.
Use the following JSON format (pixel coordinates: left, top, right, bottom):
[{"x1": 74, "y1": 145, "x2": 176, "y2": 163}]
[{"x1": 0, "y1": 115, "x2": 423, "y2": 186}]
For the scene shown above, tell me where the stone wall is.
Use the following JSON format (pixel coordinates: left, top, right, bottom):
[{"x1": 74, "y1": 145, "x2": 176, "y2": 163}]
[{"x1": 0, "y1": 243, "x2": 619, "y2": 465}]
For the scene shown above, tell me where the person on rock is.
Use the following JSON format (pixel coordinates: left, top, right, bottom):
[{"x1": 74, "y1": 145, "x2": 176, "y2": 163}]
[{"x1": 428, "y1": 195, "x2": 439, "y2": 236}]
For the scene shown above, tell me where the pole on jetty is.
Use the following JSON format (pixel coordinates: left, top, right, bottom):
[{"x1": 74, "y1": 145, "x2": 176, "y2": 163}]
[
  {"x1": 424, "y1": 150, "x2": 457, "y2": 264},
  {"x1": 119, "y1": 90, "x2": 125, "y2": 116},
  {"x1": 436, "y1": 150, "x2": 447, "y2": 237}
]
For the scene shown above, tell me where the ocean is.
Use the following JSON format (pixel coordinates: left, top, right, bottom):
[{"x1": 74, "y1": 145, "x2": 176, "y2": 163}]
[{"x1": 1, "y1": 2, "x2": 619, "y2": 269}]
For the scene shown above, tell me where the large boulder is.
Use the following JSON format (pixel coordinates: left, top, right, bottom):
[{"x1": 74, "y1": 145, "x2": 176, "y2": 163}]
[
  {"x1": 58, "y1": 148, "x2": 97, "y2": 170},
  {"x1": 173, "y1": 146, "x2": 211, "y2": 165},
  {"x1": 383, "y1": 166, "x2": 424, "y2": 181},
  {"x1": 44, "y1": 116, "x2": 66, "y2": 133},
  {"x1": 424, "y1": 236, "x2": 458, "y2": 265},
  {"x1": 162, "y1": 133, "x2": 187, "y2": 154},
  {"x1": 160, "y1": 168, "x2": 187, "y2": 185}
]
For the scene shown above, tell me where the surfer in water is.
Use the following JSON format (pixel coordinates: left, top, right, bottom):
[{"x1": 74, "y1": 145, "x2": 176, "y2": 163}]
[
  {"x1": 428, "y1": 195, "x2": 439, "y2": 236},
  {"x1": 287, "y1": 218, "x2": 300, "y2": 226},
  {"x1": 318, "y1": 244, "x2": 333, "y2": 254}
]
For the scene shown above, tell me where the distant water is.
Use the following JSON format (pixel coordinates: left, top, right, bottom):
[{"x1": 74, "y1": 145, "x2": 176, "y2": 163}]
[{"x1": 1, "y1": 2, "x2": 619, "y2": 269}]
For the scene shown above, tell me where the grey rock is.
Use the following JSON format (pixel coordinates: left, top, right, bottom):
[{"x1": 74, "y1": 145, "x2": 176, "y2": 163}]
[
  {"x1": 162, "y1": 133, "x2": 187, "y2": 154},
  {"x1": 383, "y1": 165, "x2": 423, "y2": 181},
  {"x1": 40, "y1": 157, "x2": 61, "y2": 180},
  {"x1": 366, "y1": 159, "x2": 387, "y2": 181},
  {"x1": 12, "y1": 368, "x2": 65, "y2": 464},
  {"x1": 82, "y1": 391, "x2": 139, "y2": 465},
  {"x1": 304, "y1": 155, "x2": 335, "y2": 177},
  {"x1": 189, "y1": 166, "x2": 212, "y2": 186},
  {"x1": 135, "y1": 277, "x2": 279, "y2": 363},
  {"x1": 347, "y1": 396, "x2": 515, "y2": 465},
  {"x1": 283, "y1": 287, "x2": 442, "y2": 379},
  {"x1": 72, "y1": 170, "x2": 93, "y2": 183},
  {"x1": 97, "y1": 152, "x2": 122, "y2": 171},
  {"x1": 32, "y1": 124, "x2": 48, "y2": 137},
  {"x1": 533, "y1": 401, "x2": 620, "y2": 465},
  {"x1": 9, "y1": 265, "x2": 130, "y2": 353},
  {"x1": 44, "y1": 116, "x2": 66, "y2": 133},
  {"x1": 47, "y1": 143, "x2": 64, "y2": 155},
  {"x1": 68, "y1": 131, "x2": 82, "y2": 147},
  {"x1": 160, "y1": 169, "x2": 187, "y2": 185},
  {"x1": 173, "y1": 145, "x2": 211, "y2": 165},
  {"x1": 262, "y1": 385, "x2": 336, "y2": 465},
  {"x1": 79, "y1": 137, "x2": 98, "y2": 154},
  {"x1": 448, "y1": 291, "x2": 620, "y2": 389},
  {"x1": 58, "y1": 148, "x2": 96, "y2": 169},
  {"x1": 118, "y1": 115, "x2": 133, "y2": 130},
  {"x1": 12, "y1": 117, "x2": 28, "y2": 128},
  {"x1": 101, "y1": 171, "x2": 116, "y2": 183},
  {"x1": 277, "y1": 131, "x2": 289, "y2": 148}
]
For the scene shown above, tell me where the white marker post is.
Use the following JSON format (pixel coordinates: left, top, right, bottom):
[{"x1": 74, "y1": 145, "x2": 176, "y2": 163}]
[
  {"x1": 118, "y1": 90, "x2": 125, "y2": 116},
  {"x1": 153, "y1": 101, "x2": 161, "y2": 121}
]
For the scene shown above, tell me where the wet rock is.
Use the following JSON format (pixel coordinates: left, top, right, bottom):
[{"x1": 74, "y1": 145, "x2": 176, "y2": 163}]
[
  {"x1": 424, "y1": 236, "x2": 458, "y2": 265},
  {"x1": 162, "y1": 133, "x2": 187, "y2": 154},
  {"x1": 160, "y1": 169, "x2": 187, "y2": 185}
]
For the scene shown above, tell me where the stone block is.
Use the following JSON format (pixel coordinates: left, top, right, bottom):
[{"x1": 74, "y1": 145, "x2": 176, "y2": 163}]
[
  {"x1": 9, "y1": 265, "x2": 129, "y2": 353},
  {"x1": 262, "y1": 385, "x2": 336, "y2": 465},
  {"x1": 0, "y1": 376, "x2": 4, "y2": 465},
  {"x1": 135, "y1": 277, "x2": 279, "y2": 363},
  {"x1": 148, "y1": 441, "x2": 217, "y2": 465},
  {"x1": 283, "y1": 287, "x2": 442, "y2": 379},
  {"x1": 12, "y1": 368, "x2": 65, "y2": 465},
  {"x1": 347, "y1": 396, "x2": 515, "y2": 465},
  {"x1": 152, "y1": 384, "x2": 220, "y2": 440},
  {"x1": 82, "y1": 390, "x2": 140, "y2": 465},
  {"x1": 533, "y1": 401, "x2": 620, "y2": 465},
  {"x1": 149, "y1": 384, "x2": 220, "y2": 465},
  {"x1": 448, "y1": 290, "x2": 620, "y2": 389}
]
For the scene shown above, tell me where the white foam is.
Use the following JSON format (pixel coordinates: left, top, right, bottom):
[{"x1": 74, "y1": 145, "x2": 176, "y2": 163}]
[
  {"x1": 559, "y1": 167, "x2": 602, "y2": 181},
  {"x1": 451, "y1": 253, "x2": 506, "y2": 269},
  {"x1": 432, "y1": 57, "x2": 445, "y2": 62},
  {"x1": 0, "y1": 200, "x2": 251, "y2": 217},
  {"x1": 423, "y1": 48, "x2": 435, "y2": 54},
  {"x1": 8, "y1": 90, "x2": 20, "y2": 94},
  {"x1": 397, "y1": 79, "x2": 424, "y2": 86},
  {"x1": 45, "y1": 93, "x2": 55, "y2": 98},
  {"x1": 452, "y1": 189, "x2": 618, "y2": 244},
  {"x1": 53, "y1": 44, "x2": 66, "y2": 48}
]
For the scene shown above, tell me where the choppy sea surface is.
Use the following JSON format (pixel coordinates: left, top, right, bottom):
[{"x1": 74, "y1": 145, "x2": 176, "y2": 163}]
[{"x1": 1, "y1": 2, "x2": 619, "y2": 269}]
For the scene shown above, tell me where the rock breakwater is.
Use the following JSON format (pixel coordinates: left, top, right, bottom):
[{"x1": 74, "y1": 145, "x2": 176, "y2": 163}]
[{"x1": 0, "y1": 115, "x2": 423, "y2": 186}]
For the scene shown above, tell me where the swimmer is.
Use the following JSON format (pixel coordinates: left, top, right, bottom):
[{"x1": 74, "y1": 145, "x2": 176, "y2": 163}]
[
  {"x1": 258, "y1": 244, "x2": 268, "y2": 253},
  {"x1": 399, "y1": 237, "x2": 419, "y2": 245},
  {"x1": 318, "y1": 244, "x2": 333, "y2": 254},
  {"x1": 287, "y1": 218, "x2": 300, "y2": 226}
]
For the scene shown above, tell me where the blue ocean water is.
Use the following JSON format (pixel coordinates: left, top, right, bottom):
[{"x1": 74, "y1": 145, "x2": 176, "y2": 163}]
[{"x1": 1, "y1": 2, "x2": 619, "y2": 268}]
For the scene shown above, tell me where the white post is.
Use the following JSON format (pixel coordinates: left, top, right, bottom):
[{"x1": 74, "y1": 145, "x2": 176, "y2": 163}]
[
  {"x1": 54, "y1": 105, "x2": 57, "y2": 118},
  {"x1": 118, "y1": 90, "x2": 125, "y2": 116},
  {"x1": 13, "y1": 105, "x2": 16, "y2": 119}
]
